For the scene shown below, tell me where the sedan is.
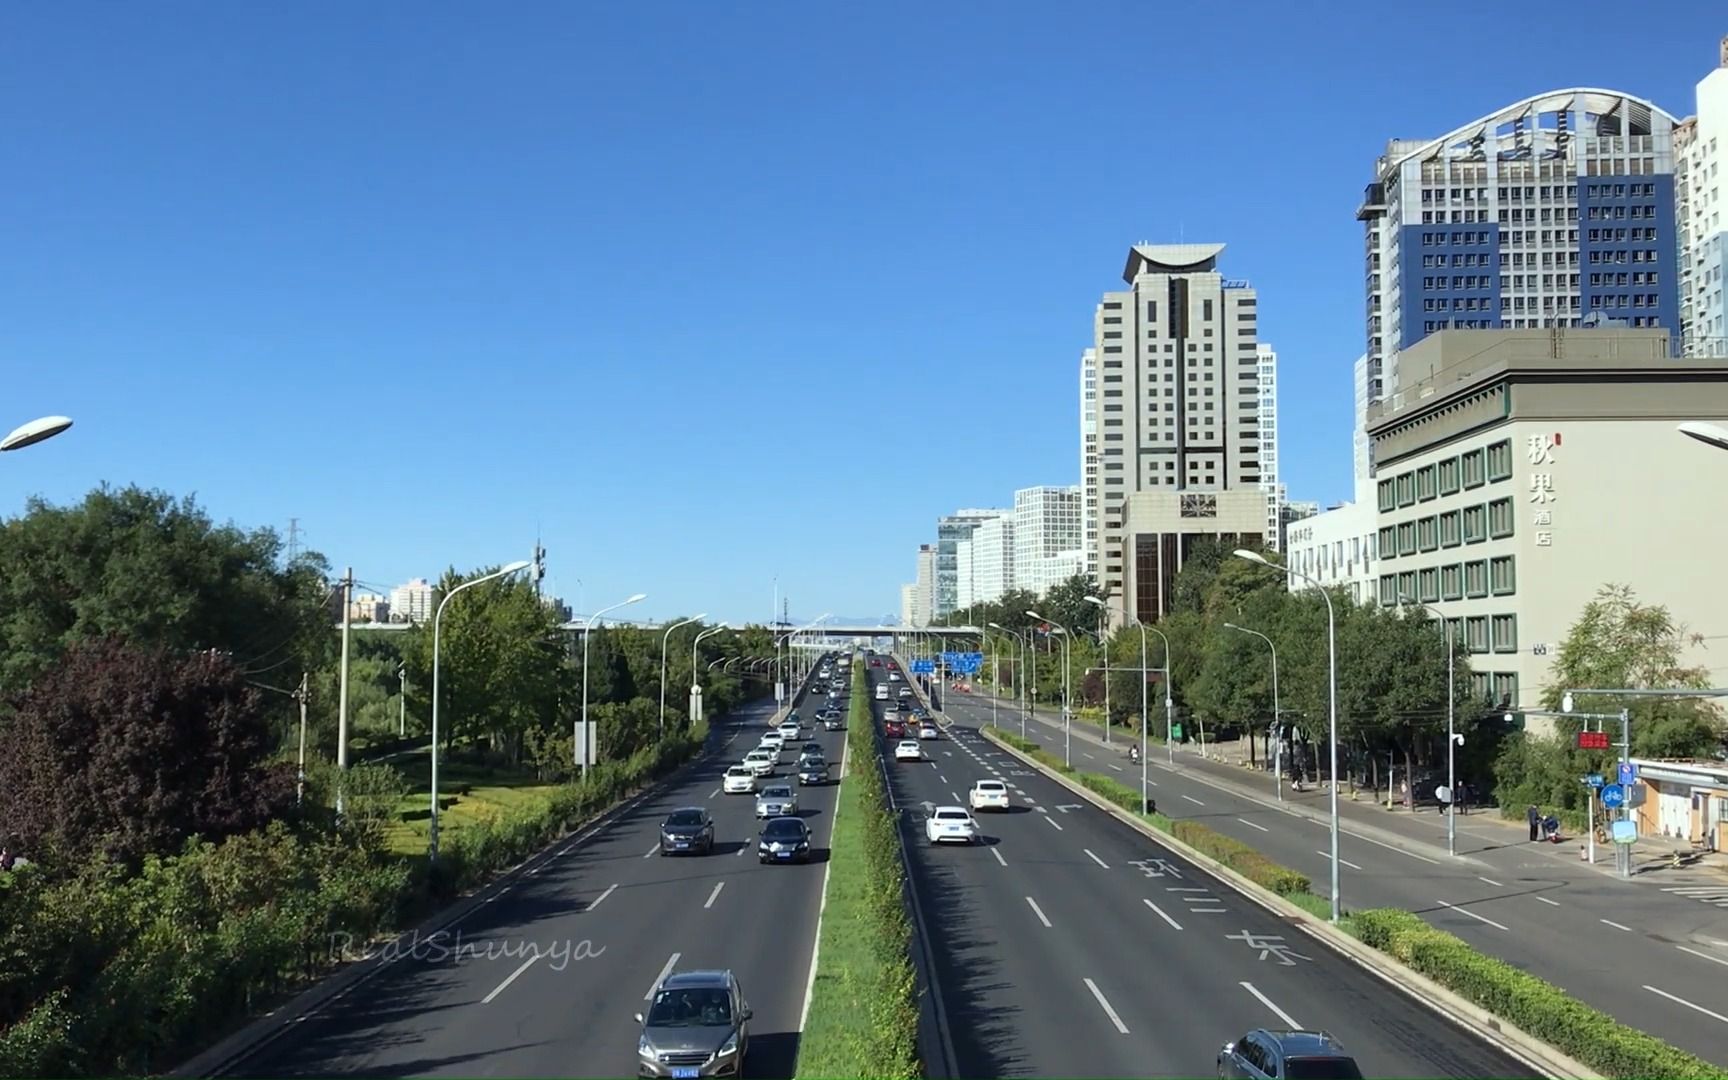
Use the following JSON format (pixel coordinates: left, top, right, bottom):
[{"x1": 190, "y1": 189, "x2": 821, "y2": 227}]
[
  {"x1": 969, "y1": 780, "x2": 1010, "y2": 811},
  {"x1": 883, "y1": 720, "x2": 906, "y2": 739},
  {"x1": 823, "y1": 714, "x2": 845, "y2": 731},
  {"x1": 925, "y1": 806, "x2": 980, "y2": 845},
  {"x1": 797, "y1": 759, "x2": 829, "y2": 786},
  {"x1": 742, "y1": 750, "x2": 776, "y2": 778},
  {"x1": 777, "y1": 720, "x2": 802, "y2": 741},
  {"x1": 898, "y1": 687, "x2": 913, "y2": 699},
  {"x1": 759, "y1": 730, "x2": 785, "y2": 751},
  {"x1": 755, "y1": 784, "x2": 799, "y2": 818},
  {"x1": 659, "y1": 807, "x2": 715, "y2": 856},
  {"x1": 888, "y1": 672, "x2": 901, "y2": 682},
  {"x1": 917, "y1": 723, "x2": 939, "y2": 740},
  {"x1": 722, "y1": 765, "x2": 757, "y2": 794},
  {"x1": 758, "y1": 817, "x2": 812, "y2": 863},
  {"x1": 893, "y1": 740, "x2": 923, "y2": 763}
]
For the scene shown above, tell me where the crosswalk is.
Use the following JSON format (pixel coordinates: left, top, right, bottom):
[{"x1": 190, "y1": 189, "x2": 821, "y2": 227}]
[{"x1": 1662, "y1": 884, "x2": 1728, "y2": 908}]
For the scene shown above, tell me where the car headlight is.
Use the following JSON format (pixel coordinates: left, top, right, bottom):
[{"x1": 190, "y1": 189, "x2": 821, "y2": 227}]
[
  {"x1": 717, "y1": 1031, "x2": 740, "y2": 1057},
  {"x1": 638, "y1": 1034, "x2": 655, "y2": 1058}
]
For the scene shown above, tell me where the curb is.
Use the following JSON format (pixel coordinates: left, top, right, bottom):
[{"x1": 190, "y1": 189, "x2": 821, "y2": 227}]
[{"x1": 980, "y1": 727, "x2": 1602, "y2": 1080}]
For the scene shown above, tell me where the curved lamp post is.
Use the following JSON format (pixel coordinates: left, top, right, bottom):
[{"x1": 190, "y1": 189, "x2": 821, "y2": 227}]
[
  {"x1": 660, "y1": 614, "x2": 708, "y2": 734},
  {"x1": 579, "y1": 593, "x2": 647, "y2": 777},
  {"x1": 1235, "y1": 548, "x2": 1340, "y2": 922},
  {"x1": 1, "y1": 415, "x2": 73, "y2": 453},
  {"x1": 1223, "y1": 622, "x2": 1282, "y2": 803},
  {"x1": 689, "y1": 623, "x2": 729, "y2": 727},
  {"x1": 430, "y1": 559, "x2": 532, "y2": 861},
  {"x1": 1394, "y1": 595, "x2": 1458, "y2": 855},
  {"x1": 988, "y1": 622, "x2": 1029, "y2": 738},
  {"x1": 1028, "y1": 611, "x2": 1073, "y2": 766},
  {"x1": 1679, "y1": 421, "x2": 1728, "y2": 452}
]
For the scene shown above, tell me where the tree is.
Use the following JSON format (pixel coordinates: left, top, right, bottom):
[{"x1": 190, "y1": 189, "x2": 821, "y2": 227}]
[
  {"x1": 0, "y1": 485, "x2": 332, "y2": 692},
  {"x1": 1040, "y1": 574, "x2": 1106, "y2": 637},
  {"x1": 0, "y1": 639, "x2": 298, "y2": 867}
]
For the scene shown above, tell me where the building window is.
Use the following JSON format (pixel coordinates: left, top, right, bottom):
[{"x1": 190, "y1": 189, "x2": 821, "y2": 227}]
[
  {"x1": 1378, "y1": 574, "x2": 1397, "y2": 607},
  {"x1": 1492, "y1": 613, "x2": 1517, "y2": 653},
  {"x1": 1463, "y1": 504, "x2": 1487, "y2": 543},
  {"x1": 1471, "y1": 670, "x2": 1492, "y2": 701},
  {"x1": 1396, "y1": 473, "x2": 1416, "y2": 507},
  {"x1": 1462, "y1": 448, "x2": 1486, "y2": 488},
  {"x1": 1492, "y1": 671, "x2": 1518, "y2": 706},
  {"x1": 1465, "y1": 615, "x2": 1490, "y2": 653},
  {"x1": 1486, "y1": 439, "x2": 1513, "y2": 482},
  {"x1": 1441, "y1": 563, "x2": 1463, "y2": 601},
  {"x1": 1464, "y1": 559, "x2": 1488, "y2": 598},
  {"x1": 1418, "y1": 566, "x2": 1440, "y2": 603},
  {"x1": 1417, "y1": 465, "x2": 1437, "y2": 501},
  {"x1": 1488, "y1": 497, "x2": 1515, "y2": 539},
  {"x1": 1397, "y1": 521, "x2": 1417, "y2": 556},
  {"x1": 1397, "y1": 570, "x2": 1417, "y2": 604},
  {"x1": 1378, "y1": 479, "x2": 1396, "y2": 512},
  {"x1": 1437, "y1": 456, "x2": 1461, "y2": 495},
  {"x1": 1439, "y1": 510, "x2": 1462, "y2": 547},
  {"x1": 1490, "y1": 555, "x2": 1515, "y2": 595},
  {"x1": 1377, "y1": 525, "x2": 1397, "y2": 560},
  {"x1": 1418, "y1": 516, "x2": 1438, "y2": 551}
]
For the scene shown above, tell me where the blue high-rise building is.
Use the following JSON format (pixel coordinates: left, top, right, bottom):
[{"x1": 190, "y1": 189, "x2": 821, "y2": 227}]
[{"x1": 1357, "y1": 89, "x2": 1684, "y2": 409}]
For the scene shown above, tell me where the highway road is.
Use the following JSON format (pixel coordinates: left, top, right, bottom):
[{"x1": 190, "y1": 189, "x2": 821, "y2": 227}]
[
  {"x1": 865, "y1": 659, "x2": 1537, "y2": 1079},
  {"x1": 218, "y1": 662, "x2": 847, "y2": 1080},
  {"x1": 938, "y1": 684, "x2": 1728, "y2": 1066}
]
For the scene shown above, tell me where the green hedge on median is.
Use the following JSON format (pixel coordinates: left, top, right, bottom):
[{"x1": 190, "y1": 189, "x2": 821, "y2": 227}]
[
  {"x1": 1353, "y1": 909, "x2": 1727, "y2": 1080},
  {"x1": 796, "y1": 661, "x2": 919, "y2": 1080}
]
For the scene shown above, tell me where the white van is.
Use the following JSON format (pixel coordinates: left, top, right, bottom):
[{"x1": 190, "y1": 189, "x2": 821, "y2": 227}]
[{"x1": 875, "y1": 683, "x2": 889, "y2": 701}]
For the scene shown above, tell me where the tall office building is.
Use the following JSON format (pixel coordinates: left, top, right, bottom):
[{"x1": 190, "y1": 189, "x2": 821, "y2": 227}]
[
  {"x1": 967, "y1": 513, "x2": 1016, "y2": 606},
  {"x1": 935, "y1": 510, "x2": 1006, "y2": 618},
  {"x1": 389, "y1": 578, "x2": 435, "y2": 623},
  {"x1": 1358, "y1": 88, "x2": 1683, "y2": 424},
  {"x1": 1079, "y1": 347, "x2": 1100, "y2": 582},
  {"x1": 1678, "y1": 37, "x2": 1728, "y2": 356},
  {"x1": 1091, "y1": 244, "x2": 1268, "y2": 623},
  {"x1": 898, "y1": 544, "x2": 937, "y2": 626},
  {"x1": 1254, "y1": 344, "x2": 1284, "y2": 550},
  {"x1": 1013, "y1": 485, "x2": 1083, "y2": 595}
]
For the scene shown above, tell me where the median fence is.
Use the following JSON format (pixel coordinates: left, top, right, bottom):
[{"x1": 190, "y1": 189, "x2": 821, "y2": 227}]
[
  {"x1": 795, "y1": 660, "x2": 919, "y2": 1080},
  {"x1": 986, "y1": 727, "x2": 1728, "y2": 1080}
]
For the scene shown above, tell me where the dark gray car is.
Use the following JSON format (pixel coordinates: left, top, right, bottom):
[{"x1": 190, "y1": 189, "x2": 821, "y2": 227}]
[
  {"x1": 1218, "y1": 1029, "x2": 1361, "y2": 1079},
  {"x1": 635, "y1": 969, "x2": 750, "y2": 1078}
]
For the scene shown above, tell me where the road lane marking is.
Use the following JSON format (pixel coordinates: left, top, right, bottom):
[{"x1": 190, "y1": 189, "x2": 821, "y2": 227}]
[
  {"x1": 951, "y1": 791, "x2": 961, "y2": 803},
  {"x1": 1645, "y1": 984, "x2": 1728, "y2": 1024},
  {"x1": 481, "y1": 954, "x2": 542, "y2": 1004},
  {"x1": 1083, "y1": 978, "x2": 1130, "y2": 1034},
  {"x1": 991, "y1": 847, "x2": 1007, "y2": 867},
  {"x1": 1678, "y1": 945, "x2": 1728, "y2": 968},
  {"x1": 1535, "y1": 896, "x2": 1561, "y2": 907},
  {"x1": 1350, "y1": 831, "x2": 1438, "y2": 865},
  {"x1": 708, "y1": 787, "x2": 720, "y2": 799},
  {"x1": 939, "y1": 774, "x2": 948, "y2": 783},
  {"x1": 1181, "y1": 794, "x2": 1204, "y2": 806},
  {"x1": 645, "y1": 952, "x2": 681, "y2": 1000},
  {"x1": 1109, "y1": 764, "x2": 1123, "y2": 772},
  {"x1": 704, "y1": 882, "x2": 726, "y2": 909},
  {"x1": 1479, "y1": 876, "x2": 1503, "y2": 887},
  {"x1": 1316, "y1": 850, "x2": 1364, "y2": 871},
  {"x1": 1025, "y1": 896, "x2": 1052, "y2": 927},
  {"x1": 1601, "y1": 918, "x2": 1634, "y2": 933},
  {"x1": 1436, "y1": 899, "x2": 1508, "y2": 930},
  {"x1": 643, "y1": 842, "x2": 660, "y2": 858},
  {"x1": 1241, "y1": 982, "x2": 1300, "y2": 1028},
  {"x1": 1238, "y1": 818, "x2": 1270, "y2": 832},
  {"x1": 1143, "y1": 899, "x2": 1182, "y2": 929},
  {"x1": 1045, "y1": 816, "x2": 1064, "y2": 832},
  {"x1": 585, "y1": 883, "x2": 619, "y2": 912},
  {"x1": 735, "y1": 843, "x2": 746, "y2": 856},
  {"x1": 1084, "y1": 849, "x2": 1110, "y2": 869}
]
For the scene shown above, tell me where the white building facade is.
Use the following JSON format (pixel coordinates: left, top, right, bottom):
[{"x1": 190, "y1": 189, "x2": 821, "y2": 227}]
[
  {"x1": 389, "y1": 578, "x2": 435, "y2": 623},
  {"x1": 1013, "y1": 485, "x2": 1083, "y2": 595},
  {"x1": 1255, "y1": 343, "x2": 1284, "y2": 550},
  {"x1": 1080, "y1": 347, "x2": 1100, "y2": 582},
  {"x1": 1678, "y1": 37, "x2": 1728, "y2": 357}
]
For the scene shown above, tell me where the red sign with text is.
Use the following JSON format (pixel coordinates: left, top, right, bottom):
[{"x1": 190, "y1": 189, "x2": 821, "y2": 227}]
[{"x1": 1577, "y1": 731, "x2": 1610, "y2": 750}]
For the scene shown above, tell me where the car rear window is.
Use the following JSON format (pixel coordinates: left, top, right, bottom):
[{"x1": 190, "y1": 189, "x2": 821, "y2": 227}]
[
  {"x1": 935, "y1": 810, "x2": 967, "y2": 820},
  {"x1": 1287, "y1": 1057, "x2": 1363, "y2": 1079},
  {"x1": 977, "y1": 782, "x2": 1005, "y2": 791}
]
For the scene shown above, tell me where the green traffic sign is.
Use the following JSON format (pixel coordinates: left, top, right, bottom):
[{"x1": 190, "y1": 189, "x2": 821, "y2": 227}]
[{"x1": 1171, "y1": 724, "x2": 1183, "y2": 740}]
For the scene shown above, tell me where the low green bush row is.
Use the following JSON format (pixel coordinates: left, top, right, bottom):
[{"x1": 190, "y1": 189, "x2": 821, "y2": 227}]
[
  {"x1": 1354, "y1": 909, "x2": 1727, "y2": 1080},
  {"x1": 796, "y1": 661, "x2": 919, "y2": 1080},
  {"x1": 0, "y1": 724, "x2": 710, "y2": 1079}
]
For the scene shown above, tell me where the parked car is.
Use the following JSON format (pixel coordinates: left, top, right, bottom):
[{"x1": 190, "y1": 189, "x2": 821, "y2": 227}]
[
  {"x1": 634, "y1": 968, "x2": 751, "y2": 1078},
  {"x1": 758, "y1": 817, "x2": 812, "y2": 863},
  {"x1": 659, "y1": 807, "x2": 715, "y2": 856}
]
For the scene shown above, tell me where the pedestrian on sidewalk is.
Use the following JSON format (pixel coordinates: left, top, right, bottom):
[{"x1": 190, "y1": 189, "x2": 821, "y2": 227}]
[{"x1": 1527, "y1": 804, "x2": 1540, "y2": 841}]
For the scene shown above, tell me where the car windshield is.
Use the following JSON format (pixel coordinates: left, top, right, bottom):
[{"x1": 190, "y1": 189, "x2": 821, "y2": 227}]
[
  {"x1": 762, "y1": 787, "x2": 791, "y2": 798},
  {"x1": 763, "y1": 820, "x2": 805, "y2": 839},
  {"x1": 646, "y1": 986, "x2": 731, "y2": 1028},
  {"x1": 1287, "y1": 1057, "x2": 1364, "y2": 1080},
  {"x1": 666, "y1": 811, "x2": 705, "y2": 826}
]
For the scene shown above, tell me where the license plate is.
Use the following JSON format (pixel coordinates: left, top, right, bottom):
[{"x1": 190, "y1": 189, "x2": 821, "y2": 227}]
[
  {"x1": 673, "y1": 842, "x2": 688, "y2": 848},
  {"x1": 776, "y1": 851, "x2": 794, "y2": 859},
  {"x1": 672, "y1": 1068, "x2": 700, "y2": 1079}
]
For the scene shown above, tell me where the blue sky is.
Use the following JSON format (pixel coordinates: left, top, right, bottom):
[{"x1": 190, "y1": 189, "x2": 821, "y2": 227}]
[{"x1": 3, "y1": 2, "x2": 1721, "y2": 625}]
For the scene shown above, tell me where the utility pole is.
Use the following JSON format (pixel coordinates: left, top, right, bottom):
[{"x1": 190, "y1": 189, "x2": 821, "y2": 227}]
[
  {"x1": 295, "y1": 671, "x2": 309, "y2": 806},
  {"x1": 398, "y1": 661, "x2": 408, "y2": 738},
  {"x1": 335, "y1": 566, "x2": 354, "y2": 818},
  {"x1": 532, "y1": 539, "x2": 547, "y2": 599},
  {"x1": 286, "y1": 518, "x2": 301, "y2": 563}
]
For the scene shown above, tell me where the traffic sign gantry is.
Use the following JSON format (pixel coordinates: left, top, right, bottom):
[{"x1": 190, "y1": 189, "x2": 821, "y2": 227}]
[{"x1": 1600, "y1": 783, "x2": 1626, "y2": 810}]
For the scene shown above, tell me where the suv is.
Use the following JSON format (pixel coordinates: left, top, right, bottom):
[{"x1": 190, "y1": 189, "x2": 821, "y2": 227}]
[
  {"x1": 635, "y1": 969, "x2": 752, "y2": 1077},
  {"x1": 1218, "y1": 1029, "x2": 1362, "y2": 1079}
]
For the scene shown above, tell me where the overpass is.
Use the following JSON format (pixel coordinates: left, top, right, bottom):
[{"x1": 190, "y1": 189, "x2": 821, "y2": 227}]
[{"x1": 336, "y1": 621, "x2": 983, "y2": 639}]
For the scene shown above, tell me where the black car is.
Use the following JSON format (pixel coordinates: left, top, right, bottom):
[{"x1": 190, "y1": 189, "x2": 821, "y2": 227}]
[
  {"x1": 659, "y1": 807, "x2": 715, "y2": 856},
  {"x1": 758, "y1": 817, "x2": 812, "y2": 863},
  {"x1": 798, "y1": 759, "x2": 829, "y2": 786}
]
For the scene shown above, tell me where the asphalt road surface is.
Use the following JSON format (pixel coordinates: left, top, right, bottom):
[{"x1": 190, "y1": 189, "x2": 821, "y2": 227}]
[
  {"x1": 867, "y1": 661, "x2": 1538, "y2": 1079},
  {"x1": 220, "y1": 664, "x2": 846, "y2": 1079}
]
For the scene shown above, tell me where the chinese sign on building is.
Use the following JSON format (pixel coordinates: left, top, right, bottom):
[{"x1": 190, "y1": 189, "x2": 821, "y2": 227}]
[{"x1": 1527, "y1": 432, "x2": 1558, "y2": 548}]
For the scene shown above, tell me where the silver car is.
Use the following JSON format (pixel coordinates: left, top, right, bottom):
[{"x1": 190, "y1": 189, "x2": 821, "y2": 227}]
[
  {"x1": 635, "y1": 969, "x2": 751, "y2": 1078},
  {"x1": 755, "y1": 784, "x2": 798, "y2": 818}
]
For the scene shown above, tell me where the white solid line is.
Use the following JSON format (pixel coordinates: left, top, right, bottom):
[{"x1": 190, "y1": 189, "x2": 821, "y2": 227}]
[
  {"x1": 992, "y1": 847, "x2": 1008, "y2": 867},
  {"x1": 586, "y1": 883, "x2": 619, "y2": 912},
  {"x1": 1241, "y1": 981, "x2": 1300, "y2": 1028},
  {"x1": 1601, "y1": 918, "x2": 1634, "y2": 933},
  {"x1": 1535, "y1": 896, "x2": 1561, "y2": 907},
  {"x1": 1238, "y1": 818, "x2": 1270, "y2": 833},
  {"x1": 705, "y1": 882, "x2": 726, "y2": 909},
  {"x1": 1045, "y1": 816, "x2": 1064, "y2": 831},
  {"x1": 643, "y1": 841, "x2": 659, "y2": 858},
  {"x1": 1143, "y1": 898, "x2": 1183, "y2": 929},
  {"x1": 645, "y1": 952, "x2": 681, "y2": 1000},
  {"x1": 1190, "y1": 907, "x2": 1228, "y2": 913},
  {"x1": 1084, "y1": 977, "x2": 1130, "y2": 1034},
  {"x1": 1314, "y1": 850, "x2": 1364, "y2": 871},
  {"x1": 1645, "y1": 984, "x2": 1728, "y2": 1024},
  {"x1": 1679, "y1": 945, "x2": 1728, "y2": 968},
  {"x1": 1026, "y1": 896, "x2": 1053, "y2": 927},
  {"x1": 1085, "y1": 849, "x2": 1110, "y2": 869},
  {"x1": 1436, "y1": 899, "x2": 1509, "y2": 931},
  {"x1": 481, "y1": 953, "x2": 542, "y2": 1004},
  {"x1": 1181, "y1": 794, "x2": 1205, "y2": 806},
  {"x1": 1479, "y1": 876, "x2": 1503, "y2": 887},
  {"x1": 1349, "y1": 830, "x2": 1438, "y2": 865}
]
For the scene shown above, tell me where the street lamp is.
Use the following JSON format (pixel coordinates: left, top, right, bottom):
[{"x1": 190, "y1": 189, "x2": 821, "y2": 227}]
[
  {"x1": 659, "y1": 614, "x2": 708, "y2": 734},
  {"x1": 1235, "y1": 548, "x2": 1341, "y2": 923},
  {"x1": 988, "y1": 622, "x2": 1029, "y2": 739},
  {"x1": 430, "y1": 560, "x2": 533, "y2": 861},
  {"x1": 691, "y1": 623, "x2": 729, "y2": 725},
  {"x1": 777, "y1": 614, "x2": 831, "y2": 704},
  {"x1": 1082, "y1": 595, "x2": 1112, "y2": 745},
  {"x1": 1223, "y1": 622, "x2": 1282, "y2": 804},
  {"x1": 1678, "y1": 420, "x2": 1728, "y2": 453},
  {"x1": 1028, "y1": 611, "x2": 1074, "y2": 766},
  {"x1": 1396, "y1": 595, "x2": 1458, "y2": 855},
  {"x1": 1, "y1": 415, "x2": 73, "y2": 453},
  {"x1": 579, "y1": 593, "x2": 647, "y2": 778}
]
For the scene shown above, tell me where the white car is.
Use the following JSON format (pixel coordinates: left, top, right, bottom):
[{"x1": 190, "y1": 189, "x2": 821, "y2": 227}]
[
  {"x1": 899, "y1": 687, "x2": 913, "y2": 699},
  {"x1": 742, "y1": 749, "x2": 776, "y2": 777},
  {"x1": 760, "y1": 730, "x2": 785, "y2": 750},
  {"x1": 894, "y1": 740, "x2": 923, "y2": 763},
  {"x1": 918, "y1": 722, "x2": 939, "y2": 740},
  {"x1": 875, "y1": 685, "x2": 889, "y2": 701},
  {"x1": 968, "y1": 779, "x2": 1011, "y2": 812},
  {"x1": 777, "y1": 720, "x2": 801, "y2": 741},
  {"x1": 723, "y1": 765, "x2": 758, "y2": 794},
  {"x1": 757, "y1": 738, "x2": 786, "y2": 764},
  {"x1": 889, "y1": 672, "x2": 902, "y2": 682},
  {"x1": 926, "y1": 806, "x2": 981, "y2": 844}
]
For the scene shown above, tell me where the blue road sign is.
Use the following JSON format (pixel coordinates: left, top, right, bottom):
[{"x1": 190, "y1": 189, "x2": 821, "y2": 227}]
[
  {"x1": 911, "y1": 659, "x2": 935, "y2": 674},
  {"x1": 1618, "y1": 762, "x2": 1638, "y2": 786},
  {"x1": 1600, "y1": 783, "x2": 1626, "y2": 810},
  {"x1": 1583, "y1": 773, "x2": 1606, "y2": 788},
  {"x1": 954, "y1": 657, "x2": 983, "y2": 674}
]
